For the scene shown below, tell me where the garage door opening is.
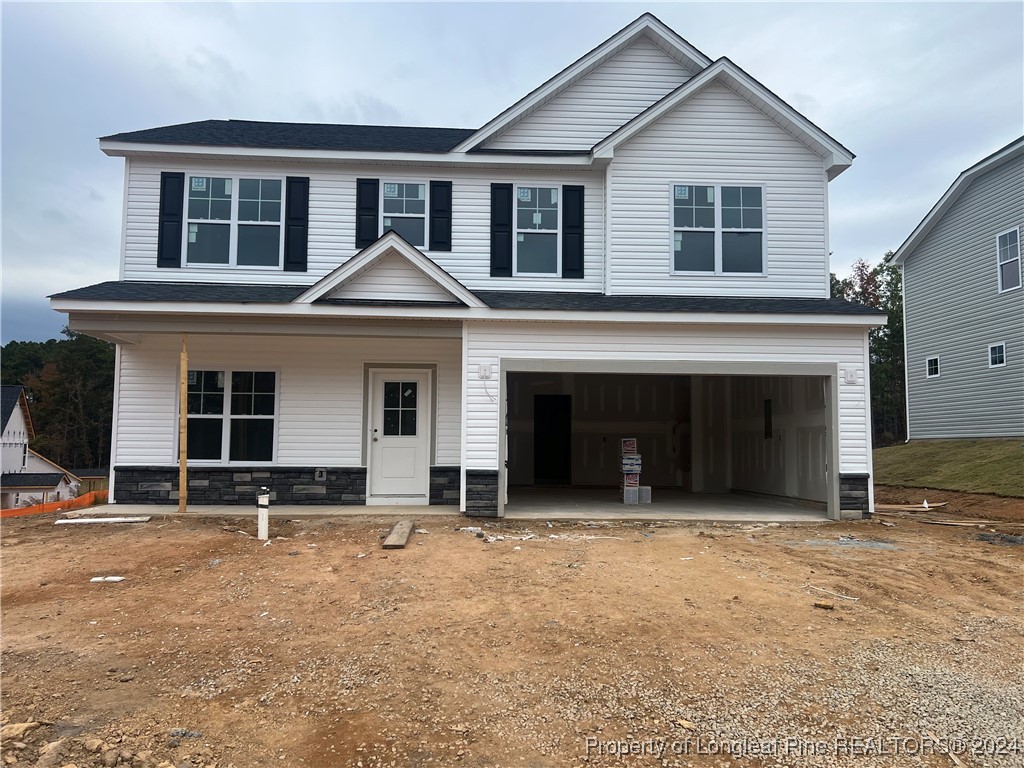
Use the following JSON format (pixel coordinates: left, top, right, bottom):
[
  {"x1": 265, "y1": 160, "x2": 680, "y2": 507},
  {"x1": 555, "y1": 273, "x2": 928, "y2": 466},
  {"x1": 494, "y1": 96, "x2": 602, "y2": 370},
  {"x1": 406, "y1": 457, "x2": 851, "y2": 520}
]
[{"x1": 504, "y1": 371, "x2": 833, "y2": 518}]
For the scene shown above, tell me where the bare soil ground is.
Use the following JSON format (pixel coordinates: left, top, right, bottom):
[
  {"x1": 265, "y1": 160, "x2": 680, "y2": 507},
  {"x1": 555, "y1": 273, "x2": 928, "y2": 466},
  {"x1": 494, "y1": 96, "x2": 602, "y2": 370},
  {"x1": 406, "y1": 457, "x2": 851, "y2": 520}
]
[
  {"x1": 2, "y1": 507, "x2": 1023, "y2": 768},
  {"x1": 874, "y1": 485, "x2": 1024, "y2": 523}
]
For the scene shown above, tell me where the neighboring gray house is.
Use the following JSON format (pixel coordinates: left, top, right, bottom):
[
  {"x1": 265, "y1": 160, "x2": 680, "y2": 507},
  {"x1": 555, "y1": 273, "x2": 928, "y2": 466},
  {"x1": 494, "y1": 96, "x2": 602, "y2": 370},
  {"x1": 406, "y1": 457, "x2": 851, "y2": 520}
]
[{"x1": 891, "y1": 137, "x2": 1024, "y2": 439}]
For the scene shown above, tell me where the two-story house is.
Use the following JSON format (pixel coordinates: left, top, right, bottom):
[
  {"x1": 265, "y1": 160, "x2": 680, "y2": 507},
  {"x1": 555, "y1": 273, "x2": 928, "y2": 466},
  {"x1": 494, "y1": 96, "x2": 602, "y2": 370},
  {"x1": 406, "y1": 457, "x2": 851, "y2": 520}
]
[
  {"x1": 890, "y1": 137, "x2": 1024, "y2": 439},
  {"x1": 50, "y1": 14, "x2": 884, "y2": 518}
]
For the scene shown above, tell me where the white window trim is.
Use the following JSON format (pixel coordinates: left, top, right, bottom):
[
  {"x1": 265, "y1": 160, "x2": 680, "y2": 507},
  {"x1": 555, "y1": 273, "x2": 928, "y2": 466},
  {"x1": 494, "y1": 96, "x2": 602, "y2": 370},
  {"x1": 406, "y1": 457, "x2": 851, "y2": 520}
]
[
  {"x1": 996, "y1": 227, "x2": 1021, "y2": 293},
  {"x1": 182, "y1": 174, "x2": 287, "y2": 270},
  {"x1": 925, "y1": 355, "x2": 940, "y2": 379},
  {"x1": 379, "y1": 179, "x2": 429, "y2": 250},
  {"x1": 177, "y1": 368, "x2": 281, "y2": 466},
  {"x1": 669, "y1": 182, "x2": 767, "y2": 277},
  {"x1": 513, "y1": 183, "x2": 562, "y2": 277},
  {"x1": 988, "y1": 342, "x2": 1007, "y2": 369}
]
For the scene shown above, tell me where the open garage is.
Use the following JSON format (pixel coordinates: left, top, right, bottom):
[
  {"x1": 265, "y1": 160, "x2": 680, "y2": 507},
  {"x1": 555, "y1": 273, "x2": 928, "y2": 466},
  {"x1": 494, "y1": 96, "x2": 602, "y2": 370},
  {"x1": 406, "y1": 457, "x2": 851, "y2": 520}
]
[{"x1": 502, "y1": 367, "x2": 838, "y2": 518}]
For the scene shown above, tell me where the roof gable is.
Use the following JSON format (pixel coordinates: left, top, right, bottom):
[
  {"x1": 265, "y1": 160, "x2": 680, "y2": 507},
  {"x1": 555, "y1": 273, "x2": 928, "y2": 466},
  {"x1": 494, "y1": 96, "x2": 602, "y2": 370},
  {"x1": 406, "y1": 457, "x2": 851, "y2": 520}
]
[
  {"x1": 479, "y1": 34, "x2": 696, "y2": 152},
  {"x1": 1, "y1": 385, "x2": 34, "y2": 439},
  {"x1": 593, "y1": 58, "x2": 855, "y2": 179},
  {"x1": 890, "y1": 136, "x2": 1024, "y2": 266},
  {"x1": 453, "y1": 13, "x2": 711, "y2": 153},
  {"x1": 295, "y1": 231, "x2": 486, "y2": 307}
]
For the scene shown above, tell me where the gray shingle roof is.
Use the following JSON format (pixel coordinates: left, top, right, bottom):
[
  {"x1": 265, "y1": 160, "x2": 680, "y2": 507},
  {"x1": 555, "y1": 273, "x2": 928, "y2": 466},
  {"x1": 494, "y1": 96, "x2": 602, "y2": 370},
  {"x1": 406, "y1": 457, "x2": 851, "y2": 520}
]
[
  {"x1": 102, "y1": 120, "x2": 477, "y2": 153},
  {"x1": 1, "y1": 385, "x2": 24, "y2": 432},
  {"x1": 51, "y1": 282, "x2": 306, "y2": 303},
  {"x1": 51, "y1": 281, "x2": 884, "y2": 316},
  {"x1": 1, "y1": 472, "x2": 68, "y2": 489},
  {"x1": 474, "y1": 291, "x2": 885, "y2": 315}
]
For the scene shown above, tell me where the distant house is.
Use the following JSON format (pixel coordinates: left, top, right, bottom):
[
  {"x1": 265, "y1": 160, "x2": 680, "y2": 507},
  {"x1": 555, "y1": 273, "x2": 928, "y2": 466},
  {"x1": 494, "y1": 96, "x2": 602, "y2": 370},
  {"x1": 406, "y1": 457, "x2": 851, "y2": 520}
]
[
  {"x1": 1, "y1": 385, "x2": 79, "y2": 507},
  {"x1": 890, "y1": 137, "x2": 1024, "y2": 439}
]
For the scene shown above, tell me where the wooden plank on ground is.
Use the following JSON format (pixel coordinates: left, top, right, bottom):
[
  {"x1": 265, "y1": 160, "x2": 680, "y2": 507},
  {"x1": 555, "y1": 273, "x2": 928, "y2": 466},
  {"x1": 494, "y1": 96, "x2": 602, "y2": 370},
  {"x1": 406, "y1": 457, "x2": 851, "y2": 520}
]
[
  {"x1": 874, "y1": 502, "x2": 948, "y2": 511},
  {"x1": 382, "y1": 520, "x2": 415, "y2": 549},
  {"x1": 55, "y1": 517, "x2": 151, "y2": 525}
]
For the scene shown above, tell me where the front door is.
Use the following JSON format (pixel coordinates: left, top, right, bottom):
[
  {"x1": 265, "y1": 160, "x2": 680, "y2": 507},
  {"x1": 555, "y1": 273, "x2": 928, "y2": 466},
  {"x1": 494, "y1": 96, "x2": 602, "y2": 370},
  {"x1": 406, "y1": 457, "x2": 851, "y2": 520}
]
[{"x1": 367, "y1": 369, "x2": 431, "y2": 505}]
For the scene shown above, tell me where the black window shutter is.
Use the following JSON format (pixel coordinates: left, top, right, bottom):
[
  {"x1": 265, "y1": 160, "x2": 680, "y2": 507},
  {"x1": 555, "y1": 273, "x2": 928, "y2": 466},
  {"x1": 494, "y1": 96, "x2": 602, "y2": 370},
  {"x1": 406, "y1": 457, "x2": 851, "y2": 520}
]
[
  {"x1": 490, "y1": 183, "x2": 513, "y2": 277},
  {"x1": 283, "y1": 176, "x2": 309, "y2": 272},
  {"x1": 356, "y1": 178, "x2": 379, "y2": 248},
  {"x1": 562, "y1": 185, "x2": 584, "y2": 279},
  {"x1": 157, "y1": 172, "x2": 185, "y2": 268},
  {"x1": 429, "y1": 180, "x2": 453, "y2": 252}
]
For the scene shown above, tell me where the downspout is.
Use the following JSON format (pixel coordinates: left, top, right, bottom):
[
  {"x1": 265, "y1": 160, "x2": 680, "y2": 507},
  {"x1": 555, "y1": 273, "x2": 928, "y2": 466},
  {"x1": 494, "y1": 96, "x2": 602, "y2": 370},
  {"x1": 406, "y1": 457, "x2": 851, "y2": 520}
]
[{"x1": 603, "y1": 160, "x2": 612, "y2": 295}]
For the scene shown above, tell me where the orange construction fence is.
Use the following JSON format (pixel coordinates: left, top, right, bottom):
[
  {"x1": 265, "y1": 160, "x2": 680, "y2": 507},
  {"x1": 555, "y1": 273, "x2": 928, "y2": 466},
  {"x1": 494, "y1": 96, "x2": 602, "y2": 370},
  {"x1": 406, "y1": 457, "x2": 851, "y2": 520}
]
[{"x1": 1, "y1": 490, "x2": 109, "y2": 519}]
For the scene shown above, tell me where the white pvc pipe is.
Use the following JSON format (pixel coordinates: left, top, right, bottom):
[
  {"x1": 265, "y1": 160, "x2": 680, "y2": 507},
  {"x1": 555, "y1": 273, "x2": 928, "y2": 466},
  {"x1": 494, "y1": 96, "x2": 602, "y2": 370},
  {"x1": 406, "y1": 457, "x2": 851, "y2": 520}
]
[{"x1": 257, "y1": 493, "x2": 269, "y2": 541}]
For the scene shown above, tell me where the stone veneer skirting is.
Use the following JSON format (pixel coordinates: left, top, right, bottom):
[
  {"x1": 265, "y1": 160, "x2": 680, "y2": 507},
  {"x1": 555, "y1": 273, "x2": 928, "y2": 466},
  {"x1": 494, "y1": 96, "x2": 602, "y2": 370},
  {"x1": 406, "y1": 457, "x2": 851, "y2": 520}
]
[
  {"x1": 114, "y1": 466, "x2": 368, "y2": 505},
  {"x1": 465, "y1": 469, "x2": 499, "y2": 517},
  {"x1": 429, "y1": 466, "x2": 461, "y2": 505},
  {"x1": 115, "y1": 465, "x2": 469, "y2": 507},
  {"x1": 839, "y1": 473, "x2": 871, "y2": 518}
]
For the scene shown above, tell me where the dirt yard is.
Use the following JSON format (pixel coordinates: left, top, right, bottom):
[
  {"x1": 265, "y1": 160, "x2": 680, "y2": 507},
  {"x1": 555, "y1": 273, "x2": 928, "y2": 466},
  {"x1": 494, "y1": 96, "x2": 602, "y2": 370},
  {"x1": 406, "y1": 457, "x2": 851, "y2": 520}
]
[{"x1": 3, "y1": 505, "x2": 1023, "y2": 768}]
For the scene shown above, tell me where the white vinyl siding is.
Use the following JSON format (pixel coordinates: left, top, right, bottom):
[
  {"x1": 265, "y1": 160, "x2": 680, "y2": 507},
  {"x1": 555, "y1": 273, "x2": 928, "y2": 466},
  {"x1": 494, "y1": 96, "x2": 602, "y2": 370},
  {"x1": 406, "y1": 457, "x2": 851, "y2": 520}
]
[
  {"x1": 328, "y1": 253, "x2": 455, "y2": 303},
  {"x1": 608, "y1": 82, "x2": 829, "y2": 297},
  {"x1": 485, "y1": 36, "x2": 694, "y2": 152},
  {"x1": 113, "y1": 334, "x2": 462, "y2": 467},
  {"x1": 1, "y1": 398, "x2": 30, "y2": 474},
  {"x1": 903, "y1": 155, "x2": 1024, "y2": 438},
  {"x1": 123, "y1": 159, "x2": 605, "y2": 293},
  {"x1": 464, "y1": 321, "x2": 871, "y2": 474}
]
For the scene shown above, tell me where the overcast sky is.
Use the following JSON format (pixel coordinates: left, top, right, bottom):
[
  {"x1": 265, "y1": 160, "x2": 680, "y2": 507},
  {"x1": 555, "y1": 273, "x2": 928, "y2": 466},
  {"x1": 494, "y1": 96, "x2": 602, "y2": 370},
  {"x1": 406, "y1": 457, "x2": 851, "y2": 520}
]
[{"x1": 2, "y1": 1, "x2": 1021, "y2": 343}]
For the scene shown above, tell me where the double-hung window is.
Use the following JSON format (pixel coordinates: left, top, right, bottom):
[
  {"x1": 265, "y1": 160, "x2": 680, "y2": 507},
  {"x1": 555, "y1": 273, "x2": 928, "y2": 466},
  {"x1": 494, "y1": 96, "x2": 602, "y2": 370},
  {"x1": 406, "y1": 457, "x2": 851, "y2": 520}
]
[
  {"x1": 672, "y1": 184, "x2": 764, "y2": 274},
  {"x1": 988, "y1": 343, "x2": 1006, "y2": 368},
  {"x1": 926, "y1": 356, "x2": 940, "y2": 379},
  {"x1": 515, "y1": 186, "x2": 559, "y2": 274},
  {"x1": 997, "y1": 228, "x2": 1021, "y2": 292},
  {"x1": 186, "y1": 370, "x2": 277, "y2": 463},
  {"x1": 185, "y1": 176, "x2": 283, "y2": 267},
  {"x1": 381, "y1": 182, "x2": 426, "y2": 247}
]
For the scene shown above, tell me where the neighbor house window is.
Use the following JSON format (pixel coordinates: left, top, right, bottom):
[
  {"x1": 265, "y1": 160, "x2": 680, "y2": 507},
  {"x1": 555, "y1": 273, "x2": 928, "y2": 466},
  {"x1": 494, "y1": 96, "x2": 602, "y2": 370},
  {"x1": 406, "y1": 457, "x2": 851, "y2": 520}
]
[
  {"x1": 988, "y1": 343, "x2": 1006, "y2": 368},
  {"x1": 381, "y1": 182, "x2": 426, "y2": 247},
  {"x1": 185, "y1": 176, "x2": 283, "y2": 267},
  {"x1": 21, "y1": 443, "x2": 27, "y2": 468},
  {"x1": 997, "y1": 228, "x2": 1021, "y2": 292},
  {"x1": 515, "y1": 186, "x2": 559, "y2": 274},
  {"x1": 186, "y1": 370, "x2": 276, "y2": 463},
  {"x1": 926, "y1": 356, "x2": 940, "y2": 378},
  {"x1": 672, "y1": 184, "x2": 764, "y2": 274}
]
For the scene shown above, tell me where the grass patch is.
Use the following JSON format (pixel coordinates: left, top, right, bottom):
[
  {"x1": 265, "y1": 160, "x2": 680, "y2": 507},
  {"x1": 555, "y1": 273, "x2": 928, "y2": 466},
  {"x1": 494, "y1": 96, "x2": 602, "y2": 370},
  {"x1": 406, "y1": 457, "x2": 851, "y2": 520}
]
[{"x1": 874, "y1": 439, "x2": 1024, "y2": 497}]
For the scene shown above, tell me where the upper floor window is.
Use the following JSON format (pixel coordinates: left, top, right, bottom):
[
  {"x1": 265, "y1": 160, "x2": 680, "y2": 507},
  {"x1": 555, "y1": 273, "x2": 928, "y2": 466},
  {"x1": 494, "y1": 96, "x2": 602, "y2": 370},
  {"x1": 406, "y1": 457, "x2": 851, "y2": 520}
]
[
  {"x1": 186, "y1": 176, "x2": 283, "y2": 268},
  {"x1": 997, "y1": 228, "x2": 1021, "y2": 292},
  {"x1": 989, "y1": 343, "x2": 1006, "y2": 368},
  {"x1": 515, "y1": 186, "x2": 559, "y2": 275},
  {"x1": 926, "y1": 356, "x2": 940, "y2": 378},
  {"x1": 672, "y1": 184, "x2": 764, "y2": 275},
  {"x1": 382, "y1": 182, "x2": 426, "y2": 247}
]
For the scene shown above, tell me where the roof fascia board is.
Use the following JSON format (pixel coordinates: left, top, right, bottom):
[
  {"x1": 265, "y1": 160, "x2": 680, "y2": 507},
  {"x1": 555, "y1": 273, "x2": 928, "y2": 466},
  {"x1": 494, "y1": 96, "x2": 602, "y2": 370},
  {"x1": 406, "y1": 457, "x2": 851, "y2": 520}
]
[
  {"x1": 53, "y1": 298, "x2": 885, "y2": 328},
  {"x1": 593, "y1": 59, "x2": 855, "y2": 175},
  {"x1": 18, "y1": 389, "x2": 35, "y2": 440},
  {"x1": 98, "y1": 141, "x2": 598, "y2": 169},
  {"x1": 450, "y1": 15, "x2": 712, "y2": 153},
  {"x1": 890, "y1": 138, "x2": 1024, "y2": 265},
  {"x1": 295, "y1": 232, "x2": 486, "y2": 307}
]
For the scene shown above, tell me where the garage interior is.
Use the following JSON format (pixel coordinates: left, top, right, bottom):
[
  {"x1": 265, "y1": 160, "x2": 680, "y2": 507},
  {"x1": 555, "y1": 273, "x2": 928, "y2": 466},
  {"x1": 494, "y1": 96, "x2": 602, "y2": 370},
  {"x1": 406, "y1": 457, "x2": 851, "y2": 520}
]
[{"x1": 504, "y1": 371, "x2": 833, "y2": 517}]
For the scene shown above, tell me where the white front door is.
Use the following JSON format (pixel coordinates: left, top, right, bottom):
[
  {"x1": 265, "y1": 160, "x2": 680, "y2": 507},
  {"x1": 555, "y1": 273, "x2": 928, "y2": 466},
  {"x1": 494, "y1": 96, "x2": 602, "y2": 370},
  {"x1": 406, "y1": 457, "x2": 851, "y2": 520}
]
[{"x1": 367, "y1": 369, "x2": 431, "y2": 505}]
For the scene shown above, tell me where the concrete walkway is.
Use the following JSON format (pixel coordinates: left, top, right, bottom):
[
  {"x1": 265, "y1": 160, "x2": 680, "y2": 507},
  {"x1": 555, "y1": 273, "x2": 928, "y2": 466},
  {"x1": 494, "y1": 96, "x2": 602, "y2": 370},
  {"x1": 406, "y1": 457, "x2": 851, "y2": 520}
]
[{"x1": 101, "y1": 489, "x2": 827, "y2": 524}]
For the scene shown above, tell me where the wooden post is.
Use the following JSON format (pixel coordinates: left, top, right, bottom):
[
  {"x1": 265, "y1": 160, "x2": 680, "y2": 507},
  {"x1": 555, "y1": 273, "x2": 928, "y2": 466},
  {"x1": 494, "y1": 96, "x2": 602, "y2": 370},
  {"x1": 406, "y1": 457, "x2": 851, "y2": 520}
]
[{"x1": 178, "y1": 334, "x2": 188, "y2": 514}]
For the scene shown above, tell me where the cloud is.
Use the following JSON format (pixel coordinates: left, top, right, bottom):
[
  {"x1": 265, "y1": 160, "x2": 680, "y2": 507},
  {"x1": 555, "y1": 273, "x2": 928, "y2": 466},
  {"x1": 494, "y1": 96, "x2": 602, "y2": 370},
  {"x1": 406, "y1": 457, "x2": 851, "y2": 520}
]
[{"x1": 2, "y1": 2, "x2": 1022, "y2": 341}]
